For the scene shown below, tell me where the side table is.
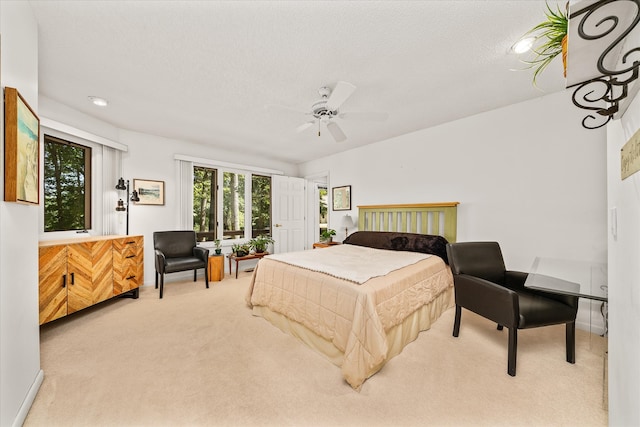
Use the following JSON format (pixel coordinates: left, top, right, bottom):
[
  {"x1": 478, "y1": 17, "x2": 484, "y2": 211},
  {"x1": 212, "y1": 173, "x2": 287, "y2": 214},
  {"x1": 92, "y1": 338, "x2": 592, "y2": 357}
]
[
  {"x1": 313, "y1": 241, "x2": 341, "y2": 249},
  {"x1": 228, "y1": 252, "x2": 269, "y2": 279},
  {"x1": 208, "y1": 255, "x2": 224, "y2": 282}
]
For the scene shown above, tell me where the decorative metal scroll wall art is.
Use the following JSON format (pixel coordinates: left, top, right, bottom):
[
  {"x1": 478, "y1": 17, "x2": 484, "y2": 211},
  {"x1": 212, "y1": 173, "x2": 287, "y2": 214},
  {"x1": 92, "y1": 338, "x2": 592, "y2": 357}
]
[{"x1": 568, "y1": 0, "x2": 640, "y2": 129}]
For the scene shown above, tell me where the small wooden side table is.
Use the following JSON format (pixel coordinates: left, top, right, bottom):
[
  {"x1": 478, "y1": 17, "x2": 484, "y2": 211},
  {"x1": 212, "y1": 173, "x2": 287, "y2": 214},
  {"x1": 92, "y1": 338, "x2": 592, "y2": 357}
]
[
  {"x1": 208, "y1": 255, "x2": 224, "y2": 282},
  {"x1": 313, "y1": 241, "x2": 341, "y2": 249},
  {"x1": 228, "y1": 252, "x2": 269, "y2": 279}
]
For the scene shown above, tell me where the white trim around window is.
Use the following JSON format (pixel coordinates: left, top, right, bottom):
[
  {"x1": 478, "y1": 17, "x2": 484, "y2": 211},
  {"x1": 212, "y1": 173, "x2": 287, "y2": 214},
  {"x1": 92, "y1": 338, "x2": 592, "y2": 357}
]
[
  {"x1": 39, "y1": 120, "x2": 126, "y2": 240},
  {"x1": 40, "y1": 117, "x2": 127, "y2": 152},
  {"x1": 173, "y1": 154, "x2": 284, "y2": 176}
]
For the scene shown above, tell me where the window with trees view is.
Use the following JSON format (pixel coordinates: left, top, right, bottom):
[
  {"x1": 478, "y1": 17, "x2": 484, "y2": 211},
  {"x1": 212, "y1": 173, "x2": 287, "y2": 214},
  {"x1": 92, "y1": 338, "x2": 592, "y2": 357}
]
[
  {"x1": 319, "y1": 186, "x2": 328, "y2": 237},
  {"x1": 223, "y1": 171, "x2": 245, "y2": 240},
  {"x1": 252, "y1": 174, "x2": 271, "y2": 237},
  {"x1": 193, "y1": 166, "x2": 217, "y2": 242},
  {"x1": 43, "y1": 135, "x2": 92, "y2": 232},
  {"x1": 193, "y1": 166, "x2": 271, "y2": 242}
]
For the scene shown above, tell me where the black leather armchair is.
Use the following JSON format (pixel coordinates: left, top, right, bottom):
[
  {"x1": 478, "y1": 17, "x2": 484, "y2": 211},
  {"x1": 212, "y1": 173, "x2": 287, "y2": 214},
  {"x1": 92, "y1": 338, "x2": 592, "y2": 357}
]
[
  {"x1": 153, "y1": 231, "x2": 209, "y2": 299},
  {"x1": 446, "y1": 241, "x2": 578, "y2": 376}
]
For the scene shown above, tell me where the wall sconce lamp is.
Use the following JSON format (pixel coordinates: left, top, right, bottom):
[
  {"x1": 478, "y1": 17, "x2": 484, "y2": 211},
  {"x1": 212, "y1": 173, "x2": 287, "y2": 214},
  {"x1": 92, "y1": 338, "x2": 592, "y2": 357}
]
[
  {"x1": 340, "y1": 214, "x2": 354, "y2": 240},
  {"x1": 115, "y1": 177, "x2": 140, "y2": 235}
]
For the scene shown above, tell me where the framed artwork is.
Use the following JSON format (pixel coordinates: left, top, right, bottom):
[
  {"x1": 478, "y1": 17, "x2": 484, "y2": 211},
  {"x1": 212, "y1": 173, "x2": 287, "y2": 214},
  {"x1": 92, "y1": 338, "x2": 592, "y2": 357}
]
[
  {"x1": 621, "y1": 127, "x2": 640, "y2": 180},
  {"x1": 332, "y1": 185, "x2": 351, "y2": 211},
  {"x1": 4, "y1": 87, "x2": 40, "y2": 204},
  {"x1": 133, "y1": 179, "x2": 165, "y2": 205}
]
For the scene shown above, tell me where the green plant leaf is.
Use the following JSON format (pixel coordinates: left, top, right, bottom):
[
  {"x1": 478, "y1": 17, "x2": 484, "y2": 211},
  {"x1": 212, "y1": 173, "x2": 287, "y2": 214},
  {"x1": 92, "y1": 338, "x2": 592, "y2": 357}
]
[{"x1": 516, "y1": 1, "x2": 568, "y2": 86}]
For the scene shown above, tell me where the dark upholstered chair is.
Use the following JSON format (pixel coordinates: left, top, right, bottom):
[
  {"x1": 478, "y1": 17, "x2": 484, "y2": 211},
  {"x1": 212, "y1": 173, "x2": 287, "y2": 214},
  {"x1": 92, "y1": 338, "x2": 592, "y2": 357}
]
[
  {"x1": 446, "y1": 242, "x2": 578, "y2": 376},
  {"x1": 153, "y1": 231, "x2": 209, "y2": 299}
]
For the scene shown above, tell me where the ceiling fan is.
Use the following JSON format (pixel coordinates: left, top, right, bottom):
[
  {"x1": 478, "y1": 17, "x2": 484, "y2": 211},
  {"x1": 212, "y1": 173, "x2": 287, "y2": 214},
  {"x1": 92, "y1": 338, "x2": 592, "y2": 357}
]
[{"x1": 268, "y1": 81, "x2": 389, "y2": 143}]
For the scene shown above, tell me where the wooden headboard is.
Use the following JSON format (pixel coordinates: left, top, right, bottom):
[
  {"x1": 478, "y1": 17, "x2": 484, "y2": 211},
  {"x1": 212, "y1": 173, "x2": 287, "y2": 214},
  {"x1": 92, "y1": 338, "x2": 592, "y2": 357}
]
[{"x1": 357, "y1": 202, "x2": 460, "y2": 243}]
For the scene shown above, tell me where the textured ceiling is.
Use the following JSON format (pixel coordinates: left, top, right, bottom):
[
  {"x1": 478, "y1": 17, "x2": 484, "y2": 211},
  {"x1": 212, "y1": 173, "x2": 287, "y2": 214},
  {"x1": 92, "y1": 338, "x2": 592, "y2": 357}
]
[{"x1": 30, "y1": 0, "x2": 567, "y2": 164}]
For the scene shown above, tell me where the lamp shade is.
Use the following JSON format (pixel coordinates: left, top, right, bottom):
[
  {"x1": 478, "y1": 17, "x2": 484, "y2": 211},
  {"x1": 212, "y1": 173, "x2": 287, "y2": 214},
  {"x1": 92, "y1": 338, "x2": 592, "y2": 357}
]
[
  {"x1": 340, "y1": 214, "x2": 354, "y2": 229},
  {"x1": 115, "y1": 177, "x2": 127, "y2": 190}
]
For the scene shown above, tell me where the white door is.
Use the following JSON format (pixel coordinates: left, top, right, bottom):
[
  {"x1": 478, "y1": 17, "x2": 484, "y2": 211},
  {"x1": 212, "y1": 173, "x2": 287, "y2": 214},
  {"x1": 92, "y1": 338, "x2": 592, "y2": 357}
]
[
  {"x1": 272, "y1": 175, "x2": 306, "y2": 253},
  {"x1": 304, "y1": 172, "x2": 329, "y2": 249},
  {"x1": 306, "y1": 183, "x2": 320, "y2": 248}
]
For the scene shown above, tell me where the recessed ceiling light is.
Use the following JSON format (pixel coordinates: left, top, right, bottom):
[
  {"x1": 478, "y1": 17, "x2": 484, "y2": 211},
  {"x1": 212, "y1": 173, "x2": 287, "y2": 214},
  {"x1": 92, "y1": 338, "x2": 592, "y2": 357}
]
[
  {"x1": 88, "y1": 96, "x2": 108, "y2": 107},
  {"x1": 512, "y1": 37, "x2": 535, "y2": 54}
]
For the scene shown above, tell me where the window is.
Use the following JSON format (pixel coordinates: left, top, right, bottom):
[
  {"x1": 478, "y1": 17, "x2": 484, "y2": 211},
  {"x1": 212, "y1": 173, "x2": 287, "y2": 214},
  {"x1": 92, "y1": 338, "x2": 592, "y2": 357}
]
[
  {"x1": 251, "y1": 174, "x2": 271, "y2": 237},
  {"x1": 223, "y1": 171, "x2": 245, "y2": 240},
  {"x1": 319, "y1": 185, "x2": 328, "y2": 236},
  {"x1": 43, "y1": 135, "x2": 92, "y2": 232},
  {"x1": 193, "y1": 166, "x2": 217, "y2": 242},
  {"x1": 193, "y1": 166, "x2": 271, "y2": 242}
]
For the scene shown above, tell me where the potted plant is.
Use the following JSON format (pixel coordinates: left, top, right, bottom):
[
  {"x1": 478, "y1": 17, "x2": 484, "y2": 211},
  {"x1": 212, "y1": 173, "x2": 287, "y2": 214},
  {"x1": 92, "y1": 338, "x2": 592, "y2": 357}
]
[
  {"x1": 320, "y1": 229, "x2": 336, "y2": 243},
  {"x1": 249, "y1": 235, "x2": 274, "y2": 253},
  {"x1": 232, "y1": 243, "x2": 251, "y2": 257},
  {"x1": 518, "y1": 2, "x2": 568, "y2": 85},
  {"x1": 213, "y1": 239, "x2": 222, "y2": 255}
]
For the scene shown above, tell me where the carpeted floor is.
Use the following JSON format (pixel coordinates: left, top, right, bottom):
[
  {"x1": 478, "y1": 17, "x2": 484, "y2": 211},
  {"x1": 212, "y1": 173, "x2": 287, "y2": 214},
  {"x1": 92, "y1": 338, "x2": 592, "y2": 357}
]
[{"x1": 25, "y1": 271, "x2": 608, "y2": 426}]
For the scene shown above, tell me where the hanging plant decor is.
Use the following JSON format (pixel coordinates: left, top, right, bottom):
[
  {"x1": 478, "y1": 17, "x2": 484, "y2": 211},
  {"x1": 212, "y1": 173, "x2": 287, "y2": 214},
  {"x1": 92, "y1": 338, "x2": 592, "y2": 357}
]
[{"x1": 518, "y1": 2, "x2": 569, "y2": 85}]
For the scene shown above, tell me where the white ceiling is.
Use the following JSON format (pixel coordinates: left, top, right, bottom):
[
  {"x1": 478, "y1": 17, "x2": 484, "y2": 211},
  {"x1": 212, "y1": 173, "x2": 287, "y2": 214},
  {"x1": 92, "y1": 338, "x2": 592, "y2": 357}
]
[{"x1": 29, "y1": 0, "x2": 567, "y2": 165}]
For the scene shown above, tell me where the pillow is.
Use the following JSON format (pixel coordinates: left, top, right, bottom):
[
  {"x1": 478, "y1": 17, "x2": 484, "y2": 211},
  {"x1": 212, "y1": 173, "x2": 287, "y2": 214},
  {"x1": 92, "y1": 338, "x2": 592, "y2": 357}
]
[{"x1": 343, "y1": 231, "x2": 449, "y2": 264}]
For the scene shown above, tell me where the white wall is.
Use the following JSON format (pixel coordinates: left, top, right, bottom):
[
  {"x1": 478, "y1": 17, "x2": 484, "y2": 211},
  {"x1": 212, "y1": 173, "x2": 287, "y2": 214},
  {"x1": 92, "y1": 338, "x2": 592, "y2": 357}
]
[
  {"x1": 2, "y1": 8, "x2": 619, "y2": 421},
  {"x1": 300, "y1": 89, "x2": 608, "y2": 332},
  {"x1": 606, "y1": 93, "x2": 640, "y2": 425},
  {"x1": 118, "y1": 129, "x2": 298, "y2": 283},
  {"x1": 0, "y1": 2, "x2": 44, "y2": 426},
  {"x1": 35, "y1": 96, "x2": 299, "y2": 285},
  {"x1": 39, "y1": 96, "x2": 122, "y2": 144}
]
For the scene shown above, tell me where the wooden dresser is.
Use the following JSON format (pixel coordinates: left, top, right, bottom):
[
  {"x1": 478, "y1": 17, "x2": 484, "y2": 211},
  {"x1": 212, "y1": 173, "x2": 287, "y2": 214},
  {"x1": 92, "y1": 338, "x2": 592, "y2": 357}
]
[{"x1": 38, "y1": 235, "x2": 144, "y2": 325}]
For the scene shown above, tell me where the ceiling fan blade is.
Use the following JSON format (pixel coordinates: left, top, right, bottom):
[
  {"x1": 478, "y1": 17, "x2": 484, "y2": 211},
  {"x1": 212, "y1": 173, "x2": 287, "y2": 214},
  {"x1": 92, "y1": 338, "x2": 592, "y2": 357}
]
[
  {"x1": 296, "y1": 121, "x2": 315, "y2": 133},
  {"x1": 338, "y1": 111, "x2": 389, "y2": 121},
  {"x1": 326, "y1": 81, "x2": 356, "y2": 111},
  {"x1": 326, "y1": 121, "x2": 347, "y2": 142}
]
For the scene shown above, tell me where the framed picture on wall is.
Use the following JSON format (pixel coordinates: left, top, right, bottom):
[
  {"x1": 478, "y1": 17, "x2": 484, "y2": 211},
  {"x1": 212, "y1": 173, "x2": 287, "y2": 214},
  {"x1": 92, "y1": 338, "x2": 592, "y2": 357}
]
[
  {"x1": 4, "y1": 87, "x2": 40, "y2": 205},
  {"x1": 133, "y1": 179, "x2": 165, "y2": 205},
  {"x1": 332, "y1": 185, "x2": 351, "y2": 211}
]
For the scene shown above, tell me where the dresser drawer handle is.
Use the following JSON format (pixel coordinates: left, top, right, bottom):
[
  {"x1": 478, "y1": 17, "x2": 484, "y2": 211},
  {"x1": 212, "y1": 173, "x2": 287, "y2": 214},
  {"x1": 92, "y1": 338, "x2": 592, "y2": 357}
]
[
  {"x1": 126, "y1": 255, "x2": 135, "y2": 259},
  {"x1": 125, "y1": 241, "x2": 135, "y2": 245},
  {"x1": 126, "y1": 275, "x2": 136, "y2": 280}
]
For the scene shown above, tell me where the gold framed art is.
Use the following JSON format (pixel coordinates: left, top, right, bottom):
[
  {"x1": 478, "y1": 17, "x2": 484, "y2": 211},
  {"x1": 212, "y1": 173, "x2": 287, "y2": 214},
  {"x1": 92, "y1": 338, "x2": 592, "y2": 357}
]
[{"x1": 4, "y1": 87, "x2": 40, "y2": 204}]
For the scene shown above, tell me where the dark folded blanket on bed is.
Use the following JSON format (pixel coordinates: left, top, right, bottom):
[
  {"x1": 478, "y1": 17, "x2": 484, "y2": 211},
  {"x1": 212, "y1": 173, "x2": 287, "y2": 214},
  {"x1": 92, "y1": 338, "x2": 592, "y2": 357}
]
[{"x1": 343, "y1": 231, "x2": 450, "y2": 264}]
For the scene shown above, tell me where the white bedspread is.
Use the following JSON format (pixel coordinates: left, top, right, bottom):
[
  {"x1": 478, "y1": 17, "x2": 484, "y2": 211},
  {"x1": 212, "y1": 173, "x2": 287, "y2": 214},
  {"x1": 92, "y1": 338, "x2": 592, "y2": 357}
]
[{"x1": 266, "y1": 244, "x2": 430, "y2": 284}]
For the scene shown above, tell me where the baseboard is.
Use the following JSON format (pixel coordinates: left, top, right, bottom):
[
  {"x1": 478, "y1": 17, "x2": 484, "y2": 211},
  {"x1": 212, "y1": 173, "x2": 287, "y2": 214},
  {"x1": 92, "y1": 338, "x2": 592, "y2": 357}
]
[
  {"x1": 576, "y1": 319, "x2": 605, "y2": 336},
  {"x1": 12, "y1": 369, "x2": 44, "y2": 427}
]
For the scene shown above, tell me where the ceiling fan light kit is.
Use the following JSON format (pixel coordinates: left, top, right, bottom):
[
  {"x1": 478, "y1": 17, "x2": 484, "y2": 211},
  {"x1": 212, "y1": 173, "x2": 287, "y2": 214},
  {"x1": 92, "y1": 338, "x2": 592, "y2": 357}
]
[{"x1": 272, "y1": 81, "x2": 388, "y2": 143}]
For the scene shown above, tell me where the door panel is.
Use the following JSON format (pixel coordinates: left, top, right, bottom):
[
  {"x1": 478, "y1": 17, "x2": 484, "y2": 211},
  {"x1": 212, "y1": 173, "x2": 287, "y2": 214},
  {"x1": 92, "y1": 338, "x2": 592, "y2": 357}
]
[
  {"x1": 67, "y1": 240, "x2": 113, "y2": 313},
  {"x1": 38, "y1": 245, "x2": 68, "y2": 324},
  {"x1": 92, "y1": 240, "x2": 114, "y2": 302},
  {"x1": 272, "y1": 175, "x2": 306, "y2": 254}
]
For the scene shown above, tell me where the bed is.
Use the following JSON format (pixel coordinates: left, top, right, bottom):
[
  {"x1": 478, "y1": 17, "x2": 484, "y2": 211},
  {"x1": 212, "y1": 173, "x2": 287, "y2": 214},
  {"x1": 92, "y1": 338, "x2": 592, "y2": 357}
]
[{"x1": 245, "y1": 202, "x2": 459, "y2": 389}]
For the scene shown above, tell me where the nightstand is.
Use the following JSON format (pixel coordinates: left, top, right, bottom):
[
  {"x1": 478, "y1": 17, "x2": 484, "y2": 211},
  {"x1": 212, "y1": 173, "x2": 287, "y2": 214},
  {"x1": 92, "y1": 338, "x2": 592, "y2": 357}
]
[
  {"x1": 312, "y1": 241, "x2": 341, "y2": 249},
  {"x1": 207, "y1": 255, "x2": 224, "y2": 282}
]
